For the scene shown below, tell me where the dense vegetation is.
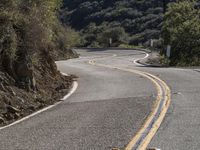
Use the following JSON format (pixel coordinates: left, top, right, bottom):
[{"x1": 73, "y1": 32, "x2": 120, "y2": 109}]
[
  {"x1": 0, "y1": 0, "x2": 77, "y2": 90},
  {"x1": 60, "y1": 0, "x2": 200, "y2": 65},
  {"x1": 61, "y1": 0, "x2": 165, "y2": 47},
  {"x1": 0, "y1": 0, "x2": 78, "y2": 124},
  {"x1": 163, "y1": 0, "x2": 200, "y2": 66}
]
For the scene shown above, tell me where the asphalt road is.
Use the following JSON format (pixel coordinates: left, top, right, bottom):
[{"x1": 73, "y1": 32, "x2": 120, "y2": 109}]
[{"x1": 0, "y1": 48, "x2": 200, "y2": 150}]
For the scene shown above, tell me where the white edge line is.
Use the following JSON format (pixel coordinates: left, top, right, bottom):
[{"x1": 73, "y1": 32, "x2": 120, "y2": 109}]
[
  {"x1": 133, "y1": 52, "x2": 149, "y2": 66},
  {"x1": 0, "y1": 74, "x2": 78, "y2": 131}
]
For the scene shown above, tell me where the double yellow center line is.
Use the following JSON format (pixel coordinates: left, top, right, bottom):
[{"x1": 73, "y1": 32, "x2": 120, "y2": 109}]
[{"x1": 89, "y1": 56, "x2": 171, "y2": 150}]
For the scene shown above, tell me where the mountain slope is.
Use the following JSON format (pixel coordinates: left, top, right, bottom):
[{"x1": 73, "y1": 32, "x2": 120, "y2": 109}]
[{"x1": 61, "y1": 0, "x2": 164, "y2": 46}]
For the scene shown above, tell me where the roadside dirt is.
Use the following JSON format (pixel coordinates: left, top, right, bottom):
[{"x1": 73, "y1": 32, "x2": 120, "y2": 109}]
[{"x1": 0, "y1": 64, "x2": 76, "y2": 127}]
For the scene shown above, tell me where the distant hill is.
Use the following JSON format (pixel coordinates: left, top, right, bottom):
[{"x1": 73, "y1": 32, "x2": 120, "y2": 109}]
[{"x1": 61, "y1": 0, "x2": 166, "y2": 47}]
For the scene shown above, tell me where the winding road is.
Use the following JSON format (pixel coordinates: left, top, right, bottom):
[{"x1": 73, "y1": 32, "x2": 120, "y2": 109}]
[{"x1": 0, "y1": 49, "x2": 200, "y2": 150}]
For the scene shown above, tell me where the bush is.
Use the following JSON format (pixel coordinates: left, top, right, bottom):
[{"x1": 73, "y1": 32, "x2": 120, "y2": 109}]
[
  {"x1": 61, "y1": 0, "x2": 164, "y2": 46},
  {"x1": 0, "y1": 0, "x2": 78, "y2": 89},
  {"x1": 163, "y1": 0, "x2": 200, "y2": 66},
  {"x1": 97, "y1": 27, "x2": 129, "y2": 47}
]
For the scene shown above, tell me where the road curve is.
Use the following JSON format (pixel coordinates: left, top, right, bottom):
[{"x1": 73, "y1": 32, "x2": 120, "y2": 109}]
[
  {"x1": 0, "y1": 49, "x2": 199, "y2": 150},
  {"x1": 88, "y1": 53, "x2": 171, "y2": 150}
]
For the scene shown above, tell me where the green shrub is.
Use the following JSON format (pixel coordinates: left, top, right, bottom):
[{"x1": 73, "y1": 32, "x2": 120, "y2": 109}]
[
  {"x1": 0, "y1": 0, "x2": 77, "y2": 79},
  {"x1": 61, "y1": 0, "x2": 164, "y2": 46},
  {"x1": 163, "y1": 0, "x2": 200, "y2": 66},
  {"x1": 97, "y1": 27, "x2": 129, "y2": 47}
]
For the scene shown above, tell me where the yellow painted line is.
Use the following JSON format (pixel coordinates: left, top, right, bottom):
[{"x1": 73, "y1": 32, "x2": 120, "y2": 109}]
[
  {"x1": 124, "y1": 71, "x2": 165, "y2": 150},
  {"x1": 137, "y1": 76, "x2": 171, "y2": 150},
  {"x1": 88, "y1": 57, "x2": 171, "y2": 150}
]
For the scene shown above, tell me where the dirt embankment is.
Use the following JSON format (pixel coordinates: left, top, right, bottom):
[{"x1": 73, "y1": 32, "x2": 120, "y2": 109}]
[{"x1": 0, "y1": 56, "x2": 77, "y2": 127}]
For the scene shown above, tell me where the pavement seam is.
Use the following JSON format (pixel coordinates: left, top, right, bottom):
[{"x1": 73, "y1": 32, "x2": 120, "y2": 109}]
[{"x1": 0, "y1": 76, "x2": 78, "y2": 131}]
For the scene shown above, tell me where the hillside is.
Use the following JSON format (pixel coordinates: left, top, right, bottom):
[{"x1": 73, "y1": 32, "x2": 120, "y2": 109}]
[
  {"x1": 0, "y1": 0, "x2": 78, "y2": 125},
  {"x1": 61, "y1": 0, "x2": 166, "y2": 47}
]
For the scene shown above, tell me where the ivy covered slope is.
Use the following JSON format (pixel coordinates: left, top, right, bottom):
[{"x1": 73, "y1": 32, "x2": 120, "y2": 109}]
[
  {"x1": 0, "y1": 0, "x2": 78, "y2": 126},
  {"x1": 61, "y1": 0, "x2": 165, "y2": 47}
]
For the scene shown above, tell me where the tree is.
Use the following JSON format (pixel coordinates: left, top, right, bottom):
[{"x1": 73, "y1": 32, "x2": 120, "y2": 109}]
[
  {"x1": 97, "y1": 27, "x2": 129, "y2": 47},
  {"x1": 61, "y1": 0, "x2": 164, "y2": 46},
  {"x1": 163, "y1": 0, "x2": 200, "y2": 66}
]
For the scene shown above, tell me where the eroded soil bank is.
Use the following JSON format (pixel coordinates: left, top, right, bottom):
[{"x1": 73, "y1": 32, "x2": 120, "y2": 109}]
[{"x1": 0, "y1": 51, "x2": 78, "y2": 127}]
